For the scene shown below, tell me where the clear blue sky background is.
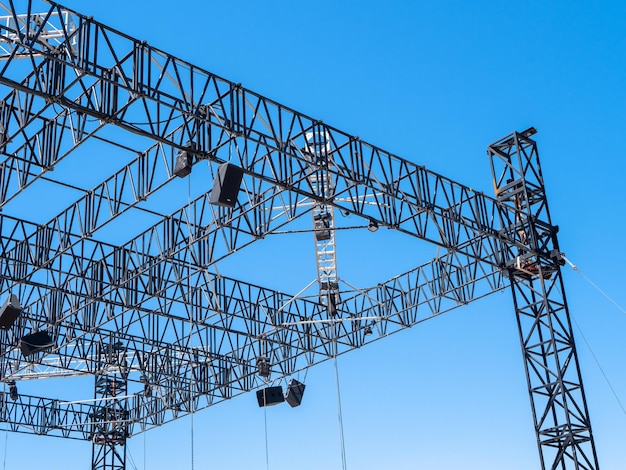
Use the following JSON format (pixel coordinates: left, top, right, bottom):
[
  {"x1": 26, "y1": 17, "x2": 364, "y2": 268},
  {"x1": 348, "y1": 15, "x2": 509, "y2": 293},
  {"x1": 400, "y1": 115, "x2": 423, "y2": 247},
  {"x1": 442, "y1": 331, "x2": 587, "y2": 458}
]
[{"x1": 2, "y1": 1, "x2": 626, "y2": 469}]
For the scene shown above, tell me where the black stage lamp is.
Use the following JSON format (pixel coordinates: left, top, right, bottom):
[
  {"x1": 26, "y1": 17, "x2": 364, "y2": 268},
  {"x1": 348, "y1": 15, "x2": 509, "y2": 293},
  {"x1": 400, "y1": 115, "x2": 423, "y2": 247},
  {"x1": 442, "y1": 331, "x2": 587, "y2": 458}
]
[
  {"x1": 8, "y1": 381, "x2": 18, "y2": 401},
  {"x1": 257, "y1": 356, "x2": 271, "y2": 378}
]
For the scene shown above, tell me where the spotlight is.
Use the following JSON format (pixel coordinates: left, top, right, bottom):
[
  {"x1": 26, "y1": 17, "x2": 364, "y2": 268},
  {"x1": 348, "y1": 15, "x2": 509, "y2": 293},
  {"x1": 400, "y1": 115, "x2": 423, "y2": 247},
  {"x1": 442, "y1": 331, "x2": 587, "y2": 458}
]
[
  {"x1": 367, "y1": 220, "x2": 379, "y2": 232},
  {"x1": 257, "y1": 356, "x2": 271, "y2": 378},
  {"x1": 326, "y1": 291, "x2": 341, "y2": 316},
  {"x1": 8, "y1": 381, "x2": 18, "y2": 401},
  {"x1": 364, "y1": 326, "x2": 373, "y2": 336},
  {"x1": 140, "y1": 375, "x2": 152, "y2": 397},
  {"x1": 314, "y1": 212, "x2": 332, "y2": 241}
]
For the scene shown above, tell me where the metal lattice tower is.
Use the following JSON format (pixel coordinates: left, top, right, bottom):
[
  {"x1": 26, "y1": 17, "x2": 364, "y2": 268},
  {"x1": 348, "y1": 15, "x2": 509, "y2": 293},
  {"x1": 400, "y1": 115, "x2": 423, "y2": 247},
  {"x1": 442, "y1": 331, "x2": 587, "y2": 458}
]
[
  {"x1": 488, "y1": 129, "x2": 599, "y2": 469},
  {"x1": 0, "y1": 2, "x2": 599, "y2": 469},
  {"x1": 91, "y1": 341, "x2": 129, "y2": 470}
]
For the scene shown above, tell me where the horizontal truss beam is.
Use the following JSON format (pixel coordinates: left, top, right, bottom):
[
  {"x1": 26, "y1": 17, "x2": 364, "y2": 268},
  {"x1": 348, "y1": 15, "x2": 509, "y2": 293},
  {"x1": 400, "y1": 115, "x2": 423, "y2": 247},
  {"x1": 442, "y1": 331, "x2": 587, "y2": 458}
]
[
  {"x1": 1, "y1": 247, "x2": 504, "y2": 438},
  {"x1": 0, "y1": 1, "x2": 529, "y2": 268}
]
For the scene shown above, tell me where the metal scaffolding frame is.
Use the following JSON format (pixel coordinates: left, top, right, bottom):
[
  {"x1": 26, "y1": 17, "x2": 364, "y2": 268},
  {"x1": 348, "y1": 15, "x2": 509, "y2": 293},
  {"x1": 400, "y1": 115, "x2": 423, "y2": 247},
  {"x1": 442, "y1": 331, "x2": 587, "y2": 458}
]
[{"x1": 0, "y1": 2, "x2": 598, "y2": 469}]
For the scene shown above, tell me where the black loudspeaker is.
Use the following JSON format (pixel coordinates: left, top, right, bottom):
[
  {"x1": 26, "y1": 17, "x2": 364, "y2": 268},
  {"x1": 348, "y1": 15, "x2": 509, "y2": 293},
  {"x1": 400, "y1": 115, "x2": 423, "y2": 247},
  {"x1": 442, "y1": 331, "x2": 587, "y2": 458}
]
[
  {"x1": 209, "y1": 163, "x2": 243, "y2": 208},
  {"x1": 256, "y1": 386, "x2": 285, "y2": 407},
  {"x1": 20, "y1": 330, "x2": 54, "y2": 357},
  {"x1": 0, "y1": 294, "x2": 22, "y2": 330},
  {"x1": 285, "y1": 379, "x2": 306, "y2": 408},
  {"x1": 173, "y1": 142, "x2": 196, "y2": 178}
]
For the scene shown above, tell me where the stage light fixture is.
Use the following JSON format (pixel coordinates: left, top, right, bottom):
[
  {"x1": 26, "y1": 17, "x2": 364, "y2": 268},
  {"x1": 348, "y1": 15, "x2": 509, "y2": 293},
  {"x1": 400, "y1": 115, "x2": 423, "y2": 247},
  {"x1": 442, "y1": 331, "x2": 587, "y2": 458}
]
[
  {"x1": 367, "y1": 220, "x2": 379, "y2": 232},
  {"x1": 8, "y1": 381, "x2": 18, "y2": 401},
  {"x1": 140, "y1": 375, "x2": 152, "y2": 397},
  {"x1": 257, "y1": 356, "x2": 271, "y2": 378}
]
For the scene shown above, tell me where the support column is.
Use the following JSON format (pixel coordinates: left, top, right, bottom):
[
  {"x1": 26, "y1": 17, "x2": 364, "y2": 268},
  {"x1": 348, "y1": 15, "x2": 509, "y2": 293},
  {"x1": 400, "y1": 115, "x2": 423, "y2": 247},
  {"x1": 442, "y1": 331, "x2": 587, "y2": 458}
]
[
  {"x1": 488, "y1": 128, "x2": 599, "y2": 469},
  {"x1": 91, "y1": 341, "x2": 129, "y2": 470}
]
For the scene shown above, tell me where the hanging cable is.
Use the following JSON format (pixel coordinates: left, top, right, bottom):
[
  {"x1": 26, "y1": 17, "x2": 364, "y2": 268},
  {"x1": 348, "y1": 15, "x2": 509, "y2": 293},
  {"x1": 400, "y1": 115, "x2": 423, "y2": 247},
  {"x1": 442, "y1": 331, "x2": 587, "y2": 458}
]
[
  {"x1": 333, "y1": 326, "x2": 348, "y2": 470},
  {"x1": 264, "y1": 397, "x2": 270, "y2": 470},
  {"x1": 191, "y1": 411, "x2": 195, "y2": 470},
  {"x1": 143, "y1": 430, "x2": 147, "y2": 470},
  {"x1": 2, "y1": 431, "x2": 8, "y2": 470},
  {"x1": 185, "y1": 170, "x2": 197, "y2": 470}
]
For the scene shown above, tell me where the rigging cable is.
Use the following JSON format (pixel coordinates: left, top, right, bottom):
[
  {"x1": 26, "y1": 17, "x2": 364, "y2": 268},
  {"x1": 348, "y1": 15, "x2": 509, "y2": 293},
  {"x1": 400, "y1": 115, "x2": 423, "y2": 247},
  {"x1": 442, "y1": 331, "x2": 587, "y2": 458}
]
[
  {"x1": 186, "y1": 172, "x2": 196, "y2": 470},
  {"x1": 264, "y1": 399, "x2": 270, "y2": 470},
  {"x1": 563, "y1": 256, "x2": 626, "y2": 315},
  {"x1": 333, "y1": 326, "x2": 348, "y2": 470},
  {"x1": 2, "y1": 431, "x2": 7, "y2": 470},
  {"x1": 562, "y1": 255, "x2": 626, "y2": 416},
  {"x1": 570, "y1": 314, "x2": 626, "y2": 416},
  {"x1": 126, "y1": 444, "x2": 140, "y2": 470},
  {"x1": 191, "y1": 410, "x2": 195, "y2": 470}
]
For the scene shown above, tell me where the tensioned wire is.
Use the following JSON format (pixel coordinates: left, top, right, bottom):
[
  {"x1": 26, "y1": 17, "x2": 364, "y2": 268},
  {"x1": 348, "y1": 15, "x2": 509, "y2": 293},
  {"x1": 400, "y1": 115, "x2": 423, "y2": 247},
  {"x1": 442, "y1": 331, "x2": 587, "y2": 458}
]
[
  {"x1": 563, "y1": 256, "x2": 626, "y2": 416},
  {"x1": 2, "y1": 431, "x2": 7, "y2": 470}
]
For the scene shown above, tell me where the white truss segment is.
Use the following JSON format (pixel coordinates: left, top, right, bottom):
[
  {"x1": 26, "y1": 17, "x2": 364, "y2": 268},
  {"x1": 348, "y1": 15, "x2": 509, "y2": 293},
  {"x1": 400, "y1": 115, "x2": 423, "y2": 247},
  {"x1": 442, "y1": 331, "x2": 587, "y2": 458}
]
[
  {"x1": 305, "y1": 130, "x2": 340, "y2": 311},
  {"x1": 0, "y1": 7, "x2": 77, "y2": 59}
]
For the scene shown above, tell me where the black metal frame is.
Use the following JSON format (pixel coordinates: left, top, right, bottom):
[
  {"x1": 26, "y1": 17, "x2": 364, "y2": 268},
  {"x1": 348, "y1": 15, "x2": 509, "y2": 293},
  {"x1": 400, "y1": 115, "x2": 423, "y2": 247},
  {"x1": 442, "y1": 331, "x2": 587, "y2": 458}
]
[
  {"x1": 0, "y1": 2, "x2": 598, "y2": 469},
  {"x1": 488, "y1": 130, "x2": 599, "y2": 469}
]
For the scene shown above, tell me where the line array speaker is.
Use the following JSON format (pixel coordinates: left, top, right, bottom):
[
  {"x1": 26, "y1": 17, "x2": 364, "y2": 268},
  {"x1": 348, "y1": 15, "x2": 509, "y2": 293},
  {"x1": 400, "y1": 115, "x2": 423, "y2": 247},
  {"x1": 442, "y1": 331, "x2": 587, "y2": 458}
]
[
  {"x1": 210, "y1": 163, "x2": 243, "y2": 208},
  {"x1": 20, "y1": 330, "x2": 54, "y2": 357},
  {"x1": 256, "y1": 386, "x2": 285, "y2": 407},
  {"x1": 0, "y1": 294, "x2": 22, "y2": 330},
  {"x1": 285, "y1": 379, "x2": 306, "y2": 407}
]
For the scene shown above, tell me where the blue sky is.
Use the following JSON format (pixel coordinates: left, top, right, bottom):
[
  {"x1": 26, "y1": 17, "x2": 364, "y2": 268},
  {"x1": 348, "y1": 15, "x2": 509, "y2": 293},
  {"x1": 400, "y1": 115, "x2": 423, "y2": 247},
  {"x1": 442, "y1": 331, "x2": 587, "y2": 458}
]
[{"x1": 2, "y1": 1, "x2": 626, "y2": 469}]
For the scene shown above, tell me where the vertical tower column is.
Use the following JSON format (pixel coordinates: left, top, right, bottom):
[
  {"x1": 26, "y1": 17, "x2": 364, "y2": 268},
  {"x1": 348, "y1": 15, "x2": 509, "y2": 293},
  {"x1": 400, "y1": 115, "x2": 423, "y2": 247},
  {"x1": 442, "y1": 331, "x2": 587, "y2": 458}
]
[
  {"x1": 305, "y1": 125, "x2": 340, "y2": 316},
  {"x1": 91, "y1": 341, "x2": 129, "y2": 470},
  {"x1": 488, "y1": 128, "x2": 599, "y2": 469}
]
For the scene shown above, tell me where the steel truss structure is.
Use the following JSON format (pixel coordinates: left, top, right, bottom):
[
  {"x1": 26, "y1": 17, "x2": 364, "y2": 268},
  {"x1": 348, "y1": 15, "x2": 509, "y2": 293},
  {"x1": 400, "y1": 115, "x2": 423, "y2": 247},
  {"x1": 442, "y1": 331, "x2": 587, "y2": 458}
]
[{"x1": 0, "y1": 1, "x2": 598, "y2": 469}]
